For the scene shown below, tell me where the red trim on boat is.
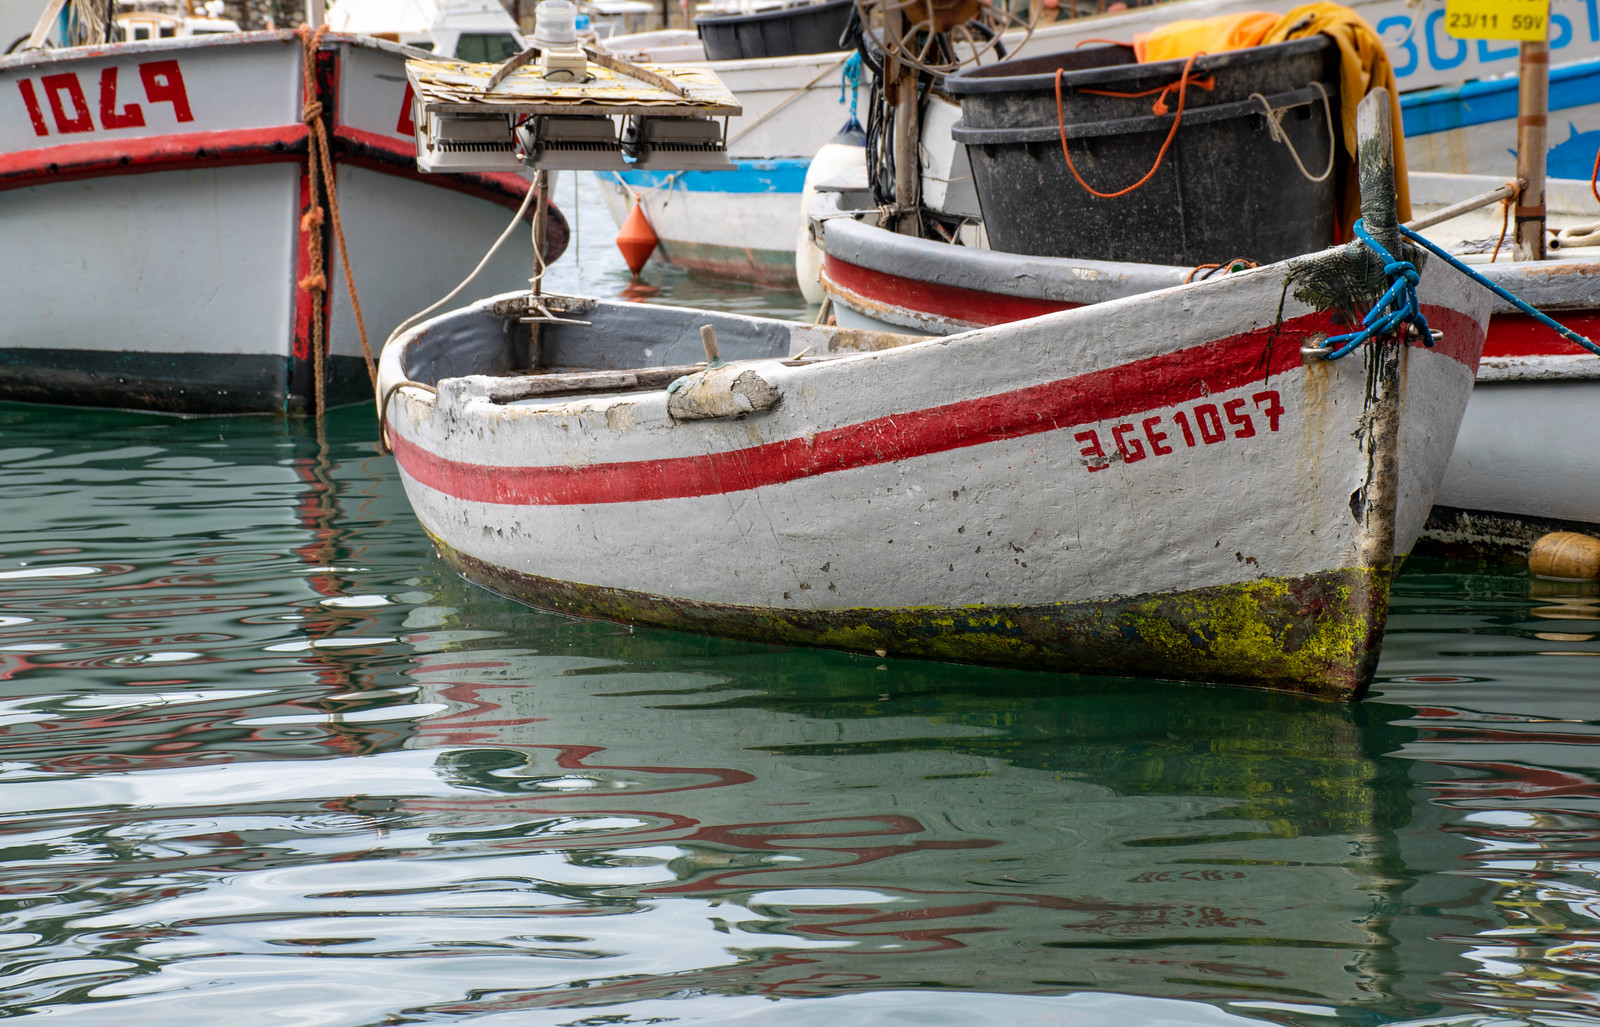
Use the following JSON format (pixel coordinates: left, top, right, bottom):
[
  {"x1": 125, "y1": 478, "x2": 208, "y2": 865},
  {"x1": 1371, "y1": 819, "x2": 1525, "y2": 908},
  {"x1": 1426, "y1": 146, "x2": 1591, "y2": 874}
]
[
  {"x1": 0, "y1": 124, "x2": 530, "y2": 215},
  {"x1": 827, "y1": 255, "x2": 1595, "y2": 363},
  {"x1": 1483, "y1": 311, "x2": 1600, "y2": 358},
  {"x1": 823, "y1": 255, "x2": 1077, "y2": 327},
  {"x1": 0, "y1": 125, "x2": 308, "y2": 190},
  {"x1": 392, "y1": 305, "x2": 1482, "y2": 507}
]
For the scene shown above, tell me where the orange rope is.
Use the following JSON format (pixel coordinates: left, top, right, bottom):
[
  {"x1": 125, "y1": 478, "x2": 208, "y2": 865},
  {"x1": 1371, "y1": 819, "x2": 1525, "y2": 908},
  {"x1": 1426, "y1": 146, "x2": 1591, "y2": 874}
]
[
  {"x1": 1183, "y1": 257, "x2": 1259, "y2": 283},
  {"x1": 1490, "y1": 195, "x2": 1511, "y2": 263},
  {"x1": 1055, "y1": 52, "x2": 1205, "y2": 200},
  {"x1": 297, "y1": 24, "x2": 378, "y2": 424},
  {"x1": 1591, "y1": 142, "x2": 1599, "y2": 208},
  {"x1": 1078, "y1": 77, "x2": 1214, "y2": 104}
]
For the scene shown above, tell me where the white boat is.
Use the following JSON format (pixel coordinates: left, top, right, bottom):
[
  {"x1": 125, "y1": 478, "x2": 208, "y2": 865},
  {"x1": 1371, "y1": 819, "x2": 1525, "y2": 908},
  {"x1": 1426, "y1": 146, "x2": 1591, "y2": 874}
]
[
  {"x1": 591, "y1": 46, "x2": 862, "y2": 285},
  {"x1": 814, "y1": 181, "x2": 1600, "y2": 556},
  {"x1": 0, "y1": 27, "x2": 565, "y2": 414},
  {"x1": 379, "y1": 91, "x2": 1493, "y2": 698},
  {"x1": 324, "y1": 0, "x2": 526, "y2": 61},
  {"x1": 114, "y1": 0, "x2": 240, "y2": 41}
]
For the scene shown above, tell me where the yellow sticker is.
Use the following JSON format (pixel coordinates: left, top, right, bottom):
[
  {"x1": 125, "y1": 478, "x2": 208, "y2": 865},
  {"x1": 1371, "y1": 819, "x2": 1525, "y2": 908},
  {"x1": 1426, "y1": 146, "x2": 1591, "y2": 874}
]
[{"x1": 1443, "y1": 0, "x2": 1550, "y2": 40}]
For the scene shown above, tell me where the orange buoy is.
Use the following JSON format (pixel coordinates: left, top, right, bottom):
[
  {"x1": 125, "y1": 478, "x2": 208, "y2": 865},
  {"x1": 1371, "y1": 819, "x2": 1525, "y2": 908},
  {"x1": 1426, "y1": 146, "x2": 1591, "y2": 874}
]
[
  {"x1": 615, "y1": 199, "x2": 658, "y2": 278},
  {"x1": 1529, "y1": 531, "x2": 1600, "y2": 580}
]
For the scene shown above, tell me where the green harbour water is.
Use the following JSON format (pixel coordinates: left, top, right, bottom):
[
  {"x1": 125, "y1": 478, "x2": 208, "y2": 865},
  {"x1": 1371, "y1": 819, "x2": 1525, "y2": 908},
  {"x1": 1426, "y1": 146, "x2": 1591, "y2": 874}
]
[{"x1": 3, "y1": 178, "x2": 1600, "y2": 1025}]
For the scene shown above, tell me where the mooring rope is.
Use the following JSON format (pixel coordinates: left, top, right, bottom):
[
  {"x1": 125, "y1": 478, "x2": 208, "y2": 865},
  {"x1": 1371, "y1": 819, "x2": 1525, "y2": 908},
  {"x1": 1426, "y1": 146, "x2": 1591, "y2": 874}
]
[
  {"x1": 1397, "y1": 222, "x2": 1600, "y2": 358},
  {"x1": 1312, "y1": 218, "x2": 1600, "y2": 360},
  {"x1": 1314, "y1": 219, "x2": 1431, "y2": 360},
  {"x1": 297, "y1": 24, "x2": 378, "y2": 432}
]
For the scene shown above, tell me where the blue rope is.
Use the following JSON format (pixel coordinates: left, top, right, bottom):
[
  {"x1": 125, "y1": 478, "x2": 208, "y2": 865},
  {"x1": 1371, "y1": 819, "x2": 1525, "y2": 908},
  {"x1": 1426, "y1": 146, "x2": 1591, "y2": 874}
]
[
  {"x1": 839, "y1": 51, "x2": 862, "y2": 132},
  {"x1": 1319, "y1": 218, "x2": 1432, "y2": 360},
  {"x1": 1397, "y1": 222, "x2": 1600, "y2": 358}
]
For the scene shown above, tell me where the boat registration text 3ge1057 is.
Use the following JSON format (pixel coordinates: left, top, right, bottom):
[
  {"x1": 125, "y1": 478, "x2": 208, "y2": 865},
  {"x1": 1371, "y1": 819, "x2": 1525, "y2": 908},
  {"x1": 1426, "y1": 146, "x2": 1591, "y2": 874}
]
[
  {"x1": 14, "y1": 60, "x2": 193, "y2": 137},
  {"x1": 1443, "y1": 0, "x2": 1550, "y2": 40},
  {"x1": 1074, "y1": 390, "x2": 1284, "y2": 472}
]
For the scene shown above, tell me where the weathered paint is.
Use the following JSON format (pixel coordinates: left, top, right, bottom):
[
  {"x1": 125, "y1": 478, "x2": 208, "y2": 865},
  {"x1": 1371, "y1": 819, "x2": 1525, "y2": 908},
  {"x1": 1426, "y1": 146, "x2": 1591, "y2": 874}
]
[
  {"x1": 1424, "y1": 505, "x2": 1600, "y2": 557},
  {"x1": 382, "y1": 246, "x2": 1490, "y2": 697},
  {"x1": 0, "y1": 31, "x2": 565, "y2": 415},
  {"x1": 816, "y1": 183, "x2": 1600, "y2": 555},
  {"x1": 438, "y1": 539, "x2": 1390, "y2": 700}
]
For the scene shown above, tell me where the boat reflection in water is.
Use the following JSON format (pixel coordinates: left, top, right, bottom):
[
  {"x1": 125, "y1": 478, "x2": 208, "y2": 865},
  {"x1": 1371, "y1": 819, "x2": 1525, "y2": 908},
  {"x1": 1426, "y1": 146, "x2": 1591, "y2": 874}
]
[
  {"x1": 392, "y1": 625, "x2": 1470, "y2": 1022},
  {"x1": 3, "y1": 404, "x2": 1600, "y2": 1024}
]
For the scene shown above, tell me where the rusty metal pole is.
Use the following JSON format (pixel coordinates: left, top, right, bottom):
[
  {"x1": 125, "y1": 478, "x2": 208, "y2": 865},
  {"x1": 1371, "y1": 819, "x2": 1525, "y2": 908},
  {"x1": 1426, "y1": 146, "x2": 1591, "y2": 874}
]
[{"x1": 1514, "y1": 26, "x2": 1549, "y2": 261}]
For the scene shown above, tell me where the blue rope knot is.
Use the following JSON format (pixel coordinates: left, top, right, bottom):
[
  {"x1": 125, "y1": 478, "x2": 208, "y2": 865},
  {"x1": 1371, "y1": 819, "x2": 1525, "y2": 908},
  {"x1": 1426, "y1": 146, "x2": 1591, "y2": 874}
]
[
  {"x1": 840, "y1": 51, "x2": 862, "y2": 122},
  {"x1": 1318, "y1": 218, "x2": 1433, "y2": 360}
]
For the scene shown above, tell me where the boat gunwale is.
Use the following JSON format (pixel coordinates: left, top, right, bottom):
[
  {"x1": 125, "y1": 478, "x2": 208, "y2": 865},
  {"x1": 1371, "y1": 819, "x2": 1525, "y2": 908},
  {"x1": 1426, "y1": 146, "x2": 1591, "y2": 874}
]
[{"x1": 0, "y1": 28, "x2": 437, "y2": 73}]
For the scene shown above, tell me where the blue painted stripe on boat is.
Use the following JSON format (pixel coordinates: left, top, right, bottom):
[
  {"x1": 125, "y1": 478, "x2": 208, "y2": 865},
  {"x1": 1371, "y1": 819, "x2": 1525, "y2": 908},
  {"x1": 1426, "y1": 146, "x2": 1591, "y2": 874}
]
[
  {"x1": 601, "y1": 159, "x2": 810, "y2": 195},
  {"x1": 1400, "y1": 55, "x2": 1600, "y2": 136}
]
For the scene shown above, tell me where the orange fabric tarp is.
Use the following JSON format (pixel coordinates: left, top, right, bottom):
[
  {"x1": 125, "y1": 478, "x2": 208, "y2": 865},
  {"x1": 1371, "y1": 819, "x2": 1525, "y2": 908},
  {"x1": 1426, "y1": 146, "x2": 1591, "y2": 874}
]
[
  {"x1": 1132, "y1": 11, "x2": 1281, "y2": 63},
  {"x1": 1132, "y1": 2, "x2": 1410, "y2": 230}
]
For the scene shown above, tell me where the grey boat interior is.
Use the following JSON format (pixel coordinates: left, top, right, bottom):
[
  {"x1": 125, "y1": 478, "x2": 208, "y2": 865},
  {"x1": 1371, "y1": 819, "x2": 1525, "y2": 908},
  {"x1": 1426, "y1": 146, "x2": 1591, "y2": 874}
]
[{"x1": 399, "y1": 293, "x2": 924, "y2": 400}]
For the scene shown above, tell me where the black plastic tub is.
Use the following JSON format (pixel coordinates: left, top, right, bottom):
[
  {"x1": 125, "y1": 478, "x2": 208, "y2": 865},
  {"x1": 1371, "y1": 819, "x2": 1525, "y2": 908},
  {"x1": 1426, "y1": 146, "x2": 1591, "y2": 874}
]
[
  {"x1": 696, "y1": 0, "x2": 854, "y2": 61},
  {"x1": 946, "y1": 37, "x2": 1341, "y2": 266}
]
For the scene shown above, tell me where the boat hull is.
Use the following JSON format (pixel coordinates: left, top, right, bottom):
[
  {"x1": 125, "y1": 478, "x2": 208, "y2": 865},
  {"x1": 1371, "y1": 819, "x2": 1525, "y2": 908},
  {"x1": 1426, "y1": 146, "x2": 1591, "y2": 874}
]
[
  {"x1": 593, "y1": 48, "x2": 857, "y2": 286},
  {"x1": 816, "y1": 196, "x2": 1600, "y2": 553},
  {"x1": 597, "y1": 162, "x2": 806, "y2": 286},
  {"x1": 384, "y1": 254, "x2": 1490, "y2": 697},
  {"x1": 0, "y1": 32, "x2": 566, "y2": 415},
  {"x1": 1428, "y1": 356, "x2": 1600, "y2": 550},
  {"x1": 445, "y1": 544, "x2": 1392, "y2": 693}
]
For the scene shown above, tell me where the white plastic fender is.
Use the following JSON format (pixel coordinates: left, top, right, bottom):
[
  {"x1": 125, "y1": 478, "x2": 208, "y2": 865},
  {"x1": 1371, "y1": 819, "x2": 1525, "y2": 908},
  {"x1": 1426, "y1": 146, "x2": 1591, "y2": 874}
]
[{"x1": 795, "y1": 139, "x2": 866, "y2": 305}]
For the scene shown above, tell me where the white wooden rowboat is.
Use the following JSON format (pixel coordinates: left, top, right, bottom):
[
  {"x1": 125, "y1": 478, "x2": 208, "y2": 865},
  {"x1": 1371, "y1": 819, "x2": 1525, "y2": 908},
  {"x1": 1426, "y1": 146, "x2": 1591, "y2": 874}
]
[
  {"x1": 0, "y1": 30, "x2": 566, "y2": 414},
  {"x1": 380, "y1": 109, "x2": 1491, "y2": 697}
]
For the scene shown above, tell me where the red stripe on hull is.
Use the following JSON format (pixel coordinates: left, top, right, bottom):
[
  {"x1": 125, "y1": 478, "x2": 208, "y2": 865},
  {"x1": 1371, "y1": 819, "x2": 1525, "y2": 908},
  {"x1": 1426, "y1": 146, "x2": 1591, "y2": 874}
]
[
  {"x1": 823, "y1": 254, "x2": 1076, "y2": 327},
  {"x1": 0, "y1": 122, "x2": 533, "y2": 219},
  {"x1": 393, "y1": 305, "x2": 1480, "y2": 507},
  {"x1": 827, "y1": 255, "x2": 1591, "y2": 364},
  {"x1": 1483, "y1": 311, "x2": 1600, "y2": 358},
  {"x1": 0, "y1": 125, "x2": 308, "y2": 190}
]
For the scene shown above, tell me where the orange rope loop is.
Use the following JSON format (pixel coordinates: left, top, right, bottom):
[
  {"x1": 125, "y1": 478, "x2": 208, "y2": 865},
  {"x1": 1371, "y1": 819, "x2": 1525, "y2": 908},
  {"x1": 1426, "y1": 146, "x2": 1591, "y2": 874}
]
[
  {"x1": 296, "y1": 22, "x2": 378, "y2": 429},
  {"x1": 1490, "y1": 195, "x2": 1512, "y2": 264},
  {"x1": 1055, "y1": 52, "x2": 1205, "y2": 201},
  {"x1": 1591, "y1": 143, "x2": 1599, "y2": 208}
]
